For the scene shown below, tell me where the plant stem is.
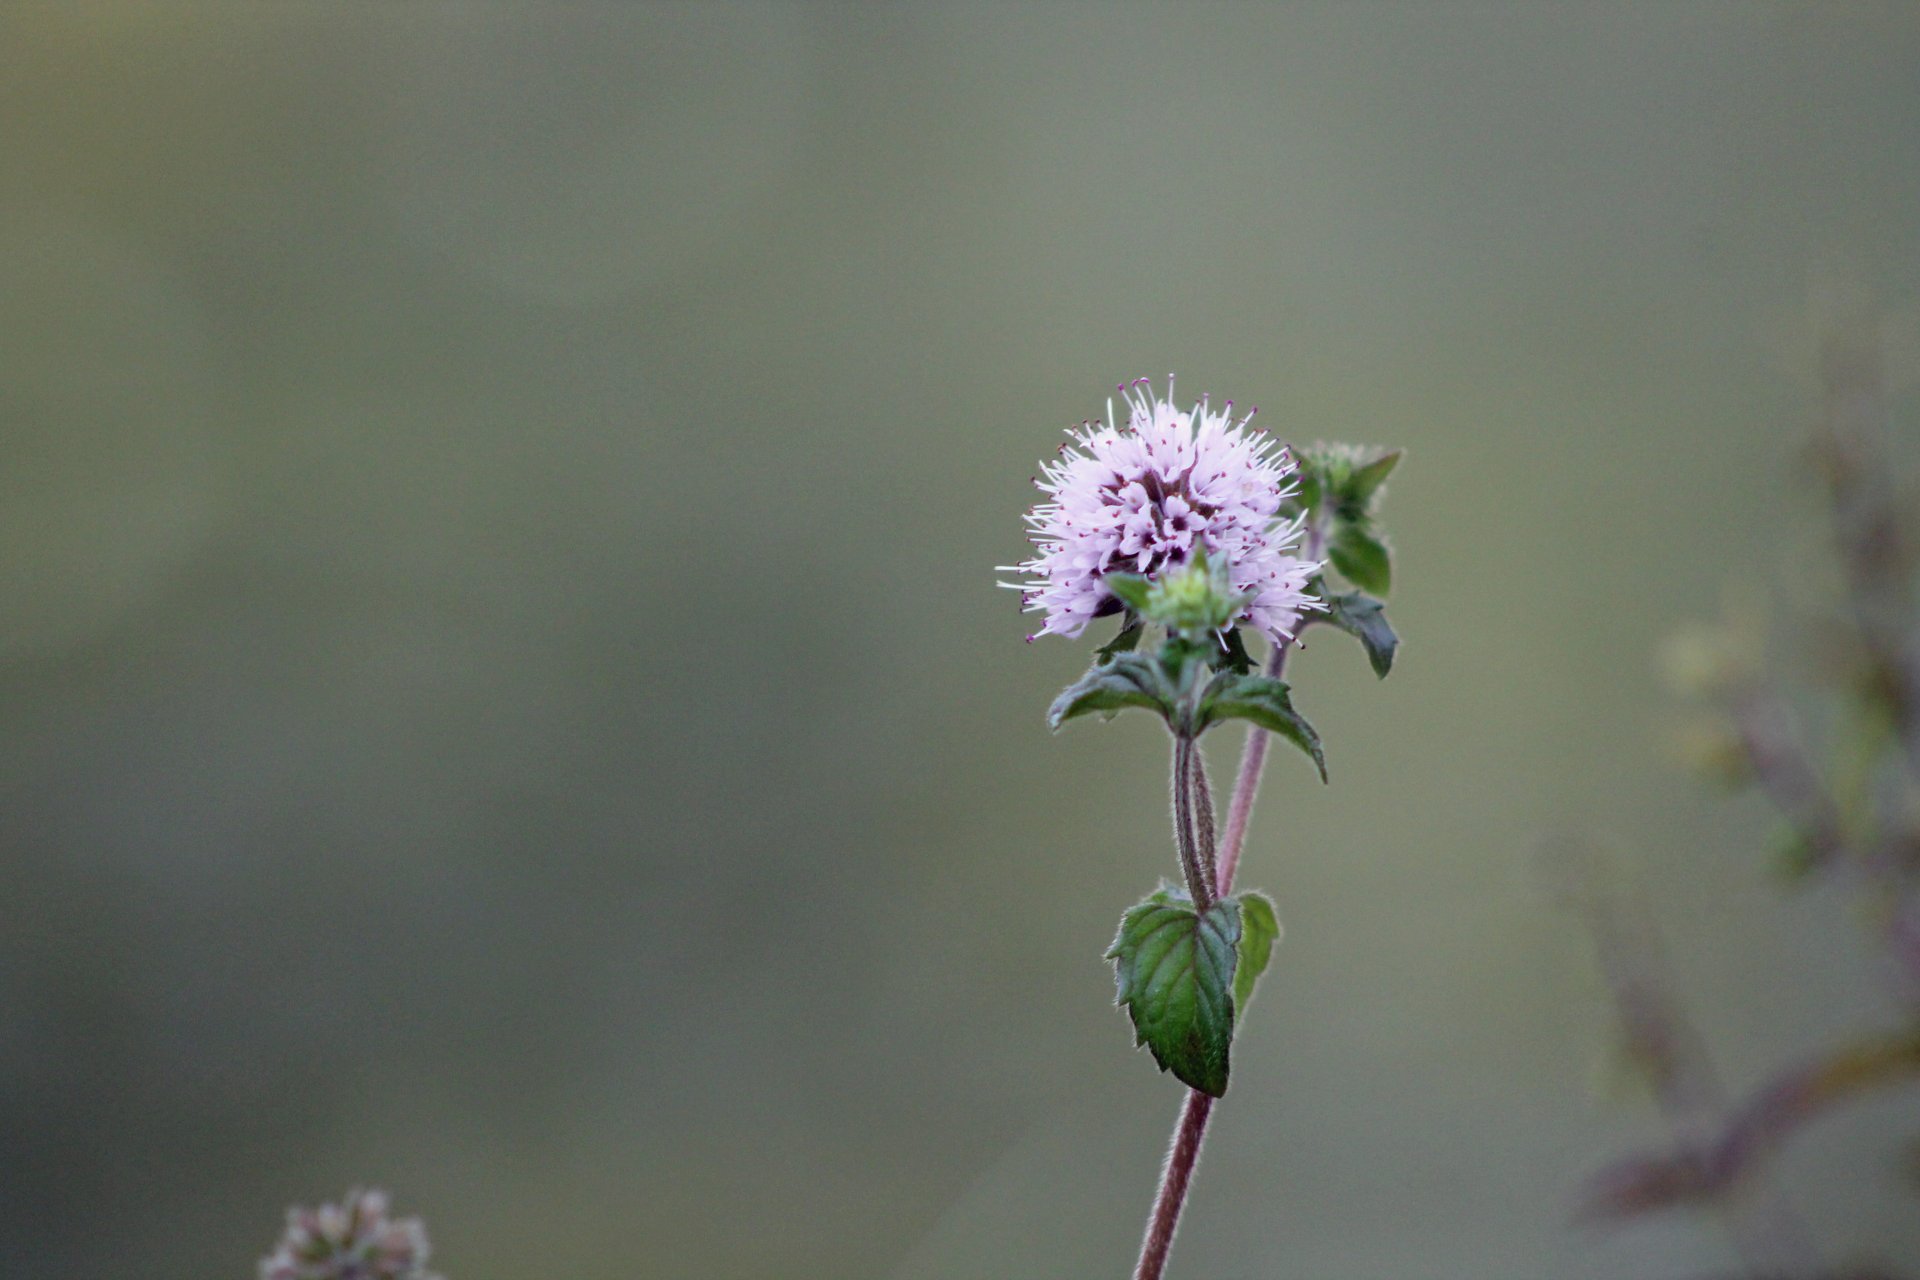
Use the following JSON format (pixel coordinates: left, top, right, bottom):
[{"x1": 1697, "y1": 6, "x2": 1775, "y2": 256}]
[
  {"x1": 1215, "y1": 518, "x2": 1323, "y2": 897},
  {"x1": 1132, "y1": 1091, "x2": 1214, "y2": 1280},
  {"x1": 1170, "y1": 735, "x2": 1215, "y2": 911},
  {"x1": 1135, "y1": 524, "x2": 1325, "y2": 1280},
  {"x1": 1214, "y1": 639, "x2": 1293, "y2": 898},
  {"x1": 1190, "y1": 740, "x2": 1217, "y2": 882},
  {"x1": 1132, "y1": 635, "x2": 1296, "y2": 1280}
]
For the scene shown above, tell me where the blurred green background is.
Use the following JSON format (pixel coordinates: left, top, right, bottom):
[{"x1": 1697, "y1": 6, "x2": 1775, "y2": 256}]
[{"x1": 4, "y1": 4, "x2": 1919, "y2": 1277}]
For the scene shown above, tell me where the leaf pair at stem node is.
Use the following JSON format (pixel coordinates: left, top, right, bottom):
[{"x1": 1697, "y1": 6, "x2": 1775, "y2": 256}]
[
  {"x1": 1049, "y1": 649, "x2": 1328, "y2": 781},
  {"x1": 1107, "y1": 887, "x2": 1282, "y2": 1097}
]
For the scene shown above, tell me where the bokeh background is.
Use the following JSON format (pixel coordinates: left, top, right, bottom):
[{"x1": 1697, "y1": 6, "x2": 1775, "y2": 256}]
[{"x1": 5, "y1": 4, "x2": 1919, "y2": 1277}]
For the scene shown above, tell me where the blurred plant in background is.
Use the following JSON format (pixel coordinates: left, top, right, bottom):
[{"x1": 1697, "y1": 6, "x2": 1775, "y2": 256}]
[
  {"x1": 258, "y1": 1189, "x2": 437, "y2": 1280},
  {"x1": 1552, "y1": 303, "x2": 1920, "y2": 1280}
]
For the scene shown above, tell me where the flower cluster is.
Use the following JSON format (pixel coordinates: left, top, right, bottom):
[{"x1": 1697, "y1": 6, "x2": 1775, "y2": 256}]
[
  {"x1": 1006, "y1": 378, "x2": 1319, "y2": 646},
  {"x1": 259, "y1": 1189, "x2": 437, "y2": 1280}
]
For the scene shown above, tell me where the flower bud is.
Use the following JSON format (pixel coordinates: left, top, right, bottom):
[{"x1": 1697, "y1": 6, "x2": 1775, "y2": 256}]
[{"x1": 1137, "y1": 548, "x2": 1248, "y2": 638}]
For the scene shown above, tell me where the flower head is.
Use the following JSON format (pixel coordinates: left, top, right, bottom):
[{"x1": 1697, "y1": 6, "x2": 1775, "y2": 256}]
[
  {"x1": 1005, "y1": 377, "x2": 1320, "y2": 646},
  {"x1": 259, "y1": 1189, "x2": 438, "y2": 1280}
]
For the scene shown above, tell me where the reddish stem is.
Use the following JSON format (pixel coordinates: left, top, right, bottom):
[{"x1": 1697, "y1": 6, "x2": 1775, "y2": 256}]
[
  {"x1": 1214, "y1": 639, "x2": 1294, "y2": 897},
  {"x1": 1132, "y1": 1091, "x2": 1214, "y2": 1280},
  {"x1": 1133, "y1": 623, "x2": 1303, "y2": 1280},
  {"x1": 1134, "y1": 518, "x2": 1325, "y2": 1280}
]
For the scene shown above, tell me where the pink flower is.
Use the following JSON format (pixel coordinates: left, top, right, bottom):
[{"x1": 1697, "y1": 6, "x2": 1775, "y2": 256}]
[{"x1": 1005, "y1": 377, "x2": 1319, "y2": 646}]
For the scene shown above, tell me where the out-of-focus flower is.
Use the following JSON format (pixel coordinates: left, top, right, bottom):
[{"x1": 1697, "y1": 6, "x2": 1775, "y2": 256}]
[
  {"x1": 1660, "y1": 589, "x2": 1767, "y2": 700},
  {"x1": 259, "y1": 1189, "x2": 438, "y2": 1280},
  {"x1": 1004, "y1": 377, "x2": 1320, "y2": 646},
  {"x1": 1662, "y1": 623, "x2": 1762, "y2": 699},
  {"x1": 1666, "y1": 715, "x2": 1753, "y2": 787}
]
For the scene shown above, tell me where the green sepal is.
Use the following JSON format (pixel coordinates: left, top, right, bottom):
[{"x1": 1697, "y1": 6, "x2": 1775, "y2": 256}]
[
  {"x1": 1213, "y1": 625, "x2": 1255, "y2": 676},
  {"x1": 1318, "y1": 587, "x2": 1398, "y2": 679},
  {"x1": 1103, "y1": 573, "x2": 1152, "y2": 614},
  {"x1": 1138, "y1": 546, "x2": 1249, "y2": 638},
  {"x1": 1329, "y1": 523, "x2": 1392, "y2": 597},
  {"x1": 1231, "y1": 891, "x2": 1281, "y2": 1019},
  {"x1": 1094, "y1": 620, "x2": 1144, "y2": 664},
  {"x1": 1196, "y1": 674, "x2": 1328, "y2": 782},
  {"x1": 1047, "y1": 652, "x2": 1174, "y2": 731},
  {"x1": 1106, "y1": 887, "x2": 1241, "y2": 1097}
]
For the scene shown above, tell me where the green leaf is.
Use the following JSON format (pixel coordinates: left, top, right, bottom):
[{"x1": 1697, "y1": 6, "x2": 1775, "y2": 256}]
[
  {"x1": 1214, "y1": 626, "x2": 1254, "y2": 676},
  {"x1": 1106, "y1": 889, "x2": 1241, "y2": 1097},
  {"x1": 1094, "y1": 620, "x2": 1144, "y2": 664},
  {"x1": 1292, "y1": 468, "x2": 1324, "y2": 517},
  {"x1": 1230, "y1": 891, "x2": 1281, "y2": 1019},
  {"x1": 1319, "y1": 589, "x2": 1398, "y2": 679},
  {"x1": 1329, "y1": 524, "x2": 1392, "y2": 597},
  {"x1": 1346, "y1": 449, "x2": 1401, "y2": 504},
  {"x1": 1157, "y1": 634, "x2": 1215, "y2": 711},
  {"x1": 1103, "y1": 573, "x2": 1152, "y2": 614},
  {"x1": 1047, "y1": 653, "x2": 1173, "y2": 731},
  {"x1": 1196, "y1": 674, "x2": 1327, "y2": 782}
]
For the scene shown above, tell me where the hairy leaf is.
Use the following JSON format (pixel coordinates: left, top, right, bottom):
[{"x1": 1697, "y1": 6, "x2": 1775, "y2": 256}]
[
  {"x1": 1197, "y1": 674, "x2": 1327, "y2": 782},
  {"x1": 1329, "y1": 523, "x2": 1392, "y2": 597},
  {"x1": 1231, "y1": 891, "x2": 1281, "y2": 1019},
  {"x1": 1094, "y1": 620, "x2": 1144, "y2": 664},
  {"x1": 1319, "y1": 589, "x2": 1398, "y2": 679},
  {"x1": 1107, "y1": 889, "x2": 1241, "y2": 1097},
  {"x1": 1346, "y1": 448, "x2": 1402, "y2": 505},
  {"x1": 1047, "y1": 653, "x2": 1173, "y2": 731},
  {"x1": 1213, "y1": 625, "x2": 1255, "y2": 676}
]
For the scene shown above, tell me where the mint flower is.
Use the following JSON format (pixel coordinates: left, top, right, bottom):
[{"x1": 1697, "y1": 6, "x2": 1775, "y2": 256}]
[
  {"x1": 1008, "y1": 380, "x2": 1407, "y2": 1280},
  {"x1": 259, "y1": 1189, "x2": 438, "y2": 1280},
  {"x1": 1006, "y1": 377, "x2": 1320, "y2": 646}
]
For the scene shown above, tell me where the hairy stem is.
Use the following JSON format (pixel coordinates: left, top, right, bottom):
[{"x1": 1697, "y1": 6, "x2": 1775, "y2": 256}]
[
  {"x1": 1131, "y1": 740, "x2": 1247, "y2": 1280},
  {"x1": 1132, "y1": 1091, "x2": 1214, "y2": 1280},
  {"x1": 1171, "y1": 735, "x2": 1215, "y2": 912},
  {"x1": 1214, "y1": 638, "x2": 1293, "y2": 897},
  {"x1": 1191, "y1": 739, "x2": 1218, "y2": 898},
  {"x1": 1215, "y1": 521, "x2": 1322, "y2": 897},
  {"x1": 1135, "y1": 525, "x2": 1326, "y2": 1280}
]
